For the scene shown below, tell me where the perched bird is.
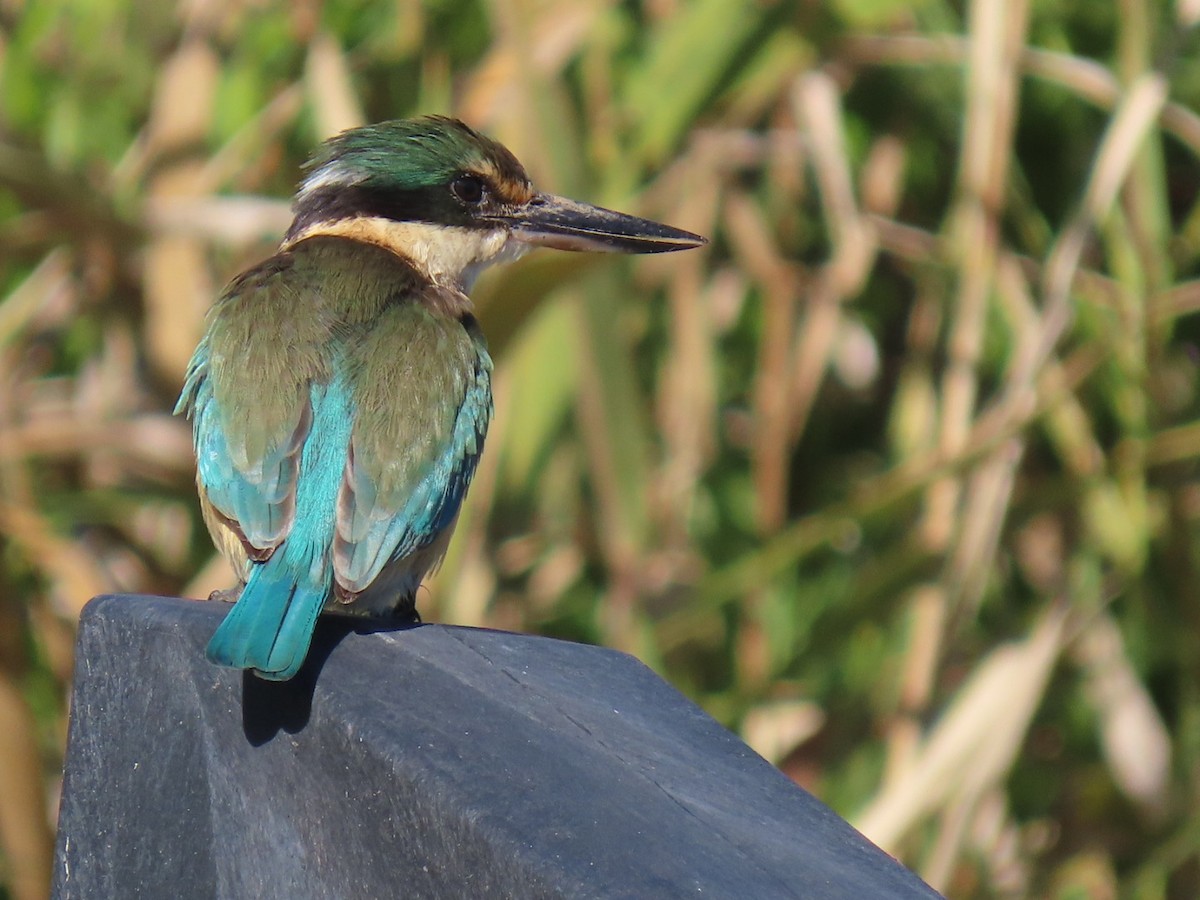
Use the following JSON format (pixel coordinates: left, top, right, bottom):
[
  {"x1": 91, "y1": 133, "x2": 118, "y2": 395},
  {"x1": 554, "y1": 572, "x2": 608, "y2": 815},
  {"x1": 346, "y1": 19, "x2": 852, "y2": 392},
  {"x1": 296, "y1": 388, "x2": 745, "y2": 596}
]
[{"x1": 176, "y1": 116, "x2": 705, "y2": 681}]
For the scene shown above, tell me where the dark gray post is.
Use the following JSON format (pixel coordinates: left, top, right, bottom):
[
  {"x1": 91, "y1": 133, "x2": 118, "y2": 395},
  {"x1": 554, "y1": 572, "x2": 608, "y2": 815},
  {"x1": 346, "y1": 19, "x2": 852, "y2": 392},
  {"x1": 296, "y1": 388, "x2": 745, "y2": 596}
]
[{"x1": 52, "y1": 595, "x2": 940, "y2": 899}]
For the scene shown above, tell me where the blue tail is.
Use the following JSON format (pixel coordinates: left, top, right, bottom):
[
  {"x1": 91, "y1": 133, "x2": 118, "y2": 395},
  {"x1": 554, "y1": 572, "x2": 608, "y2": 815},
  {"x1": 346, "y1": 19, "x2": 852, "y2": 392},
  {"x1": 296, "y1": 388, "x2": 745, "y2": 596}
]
[
  {"x1": 205, "y1": 373, "x2": 354, "y2": 680},
  {"x1": 206, "y1": 554, "x2": 328, "y2": 681}
]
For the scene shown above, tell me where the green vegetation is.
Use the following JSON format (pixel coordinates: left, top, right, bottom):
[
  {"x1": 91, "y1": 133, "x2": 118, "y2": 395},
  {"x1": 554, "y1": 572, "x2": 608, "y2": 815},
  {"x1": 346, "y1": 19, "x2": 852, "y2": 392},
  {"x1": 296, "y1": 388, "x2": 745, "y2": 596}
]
[{"x1": 2, "y1": 1, "x2": 1199, "y2": 896}]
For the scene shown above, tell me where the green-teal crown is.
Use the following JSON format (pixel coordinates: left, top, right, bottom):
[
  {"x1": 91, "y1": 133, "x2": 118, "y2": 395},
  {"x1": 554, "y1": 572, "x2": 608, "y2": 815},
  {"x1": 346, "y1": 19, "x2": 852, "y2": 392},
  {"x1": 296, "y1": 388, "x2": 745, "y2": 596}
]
[{"x1": 299, "y1": 116, "x2": 529, "y2": 198}]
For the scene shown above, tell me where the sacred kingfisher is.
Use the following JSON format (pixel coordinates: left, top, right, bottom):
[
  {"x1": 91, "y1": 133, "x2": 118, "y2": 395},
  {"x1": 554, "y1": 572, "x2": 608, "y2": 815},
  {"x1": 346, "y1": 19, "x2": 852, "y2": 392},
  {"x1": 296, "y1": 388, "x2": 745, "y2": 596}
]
[{"x1": 176, "y1": 116, "x2": 705, "y2": 680}]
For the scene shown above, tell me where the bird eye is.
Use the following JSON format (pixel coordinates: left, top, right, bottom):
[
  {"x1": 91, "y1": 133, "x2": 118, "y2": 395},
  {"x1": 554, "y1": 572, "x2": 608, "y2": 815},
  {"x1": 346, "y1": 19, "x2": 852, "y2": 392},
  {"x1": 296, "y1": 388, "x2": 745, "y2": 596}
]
[{"x1": 451, "y1": 174, "x2": 486, "y2": 204}]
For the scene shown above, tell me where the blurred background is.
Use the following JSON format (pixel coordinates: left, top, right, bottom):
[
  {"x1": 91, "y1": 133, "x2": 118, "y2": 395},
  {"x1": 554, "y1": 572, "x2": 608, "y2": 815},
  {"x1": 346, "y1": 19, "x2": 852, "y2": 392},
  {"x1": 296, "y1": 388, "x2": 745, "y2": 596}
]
[{"x1": 1, "y1": 0, "x2": 1198, "y2": 897}]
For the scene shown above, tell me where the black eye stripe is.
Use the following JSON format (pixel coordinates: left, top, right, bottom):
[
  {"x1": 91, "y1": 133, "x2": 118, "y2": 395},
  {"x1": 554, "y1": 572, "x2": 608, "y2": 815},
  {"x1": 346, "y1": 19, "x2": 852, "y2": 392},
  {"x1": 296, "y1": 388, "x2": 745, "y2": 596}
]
[
  {"x1": 285, "y1": 180, "x2": 505, "y2": 244},
  {"x1": 451, "y1": 174, "x2": 486, "y2": 204}
]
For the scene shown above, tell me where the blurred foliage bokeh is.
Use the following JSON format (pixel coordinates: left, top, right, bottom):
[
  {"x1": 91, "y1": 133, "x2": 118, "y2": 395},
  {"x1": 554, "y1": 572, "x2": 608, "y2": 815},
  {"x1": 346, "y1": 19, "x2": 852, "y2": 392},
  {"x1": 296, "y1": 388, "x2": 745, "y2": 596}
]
[{"x1": 2, "y1": 0, "x2": 1200, "y2": 897}]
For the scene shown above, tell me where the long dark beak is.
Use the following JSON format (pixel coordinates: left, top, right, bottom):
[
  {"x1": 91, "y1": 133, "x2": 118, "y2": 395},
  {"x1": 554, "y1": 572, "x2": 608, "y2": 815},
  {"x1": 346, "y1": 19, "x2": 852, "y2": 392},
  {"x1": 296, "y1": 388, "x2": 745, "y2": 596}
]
[{"x1": 507, "y1": 193, "x2": 707, "y2": 254}]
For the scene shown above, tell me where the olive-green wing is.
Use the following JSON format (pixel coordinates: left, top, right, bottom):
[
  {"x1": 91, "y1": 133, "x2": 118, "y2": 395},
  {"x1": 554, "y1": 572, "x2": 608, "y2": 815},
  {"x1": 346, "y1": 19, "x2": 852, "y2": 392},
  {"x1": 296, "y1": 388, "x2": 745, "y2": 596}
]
[
  {"x1": 333, "y1": 302, "x2": 492, "y2": 594},
  {"x1": 175, "y1": 253, "x2": 332, "y2": 554}
]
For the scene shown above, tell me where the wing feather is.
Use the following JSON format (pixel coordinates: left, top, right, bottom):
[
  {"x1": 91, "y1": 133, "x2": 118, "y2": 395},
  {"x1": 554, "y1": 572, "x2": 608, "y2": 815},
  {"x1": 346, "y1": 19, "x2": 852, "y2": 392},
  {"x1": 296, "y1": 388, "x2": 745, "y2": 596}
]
[
  {"x1": 175, "y1": 253, "x2": 331, "y2": 555},
  {"x1": 333, "y1": 305, "x2": 491, "y2": 594}
]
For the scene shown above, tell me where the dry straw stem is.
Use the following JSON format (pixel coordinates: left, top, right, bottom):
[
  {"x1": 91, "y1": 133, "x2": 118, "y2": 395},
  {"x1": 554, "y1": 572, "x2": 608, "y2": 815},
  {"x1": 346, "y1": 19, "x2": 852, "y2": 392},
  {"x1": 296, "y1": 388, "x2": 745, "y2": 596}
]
[
  {"x1": 655, "y1": 152, "x2": 721, "y2": 545},
  {"x1": 787, "y1": 72, "x2": 876, "y2": 461},
  {"x1": 855, "y1": 605, "x2": 1068, "y2": 864},
  {"x1": 1072, "y1": 613, "x2": 1171, "y2": 817},
  {"x1": 871, "y1": 71, "x2": 1168, "y2": 476},
  {"x1": 922, "y1": 0, "x2": 1027, "y2": 550},
  {"x1": 143, "y1": 196, "x2": 293, "y2": 245},
  {"x1": 1146, "y1": 419, "x2": 1200, "y2": 466},
  {"x1": 194, "y1": 85, "x2": 306, "y2": 195},
  {"x1": 1149, "y1": 278, "x2": 1200, "y2": 327},
  {"x1": 885, "y1": 0, "x2": 1028, "y2": 816},
  {"x1": 742, "y1": 698, "x2": 825, "y2": 765},
  {"x1": 1037, "y1": 72, "x2": 1167, "y2": 371},
  {"x1": 305, "y1": 33, "x2": 366, "y2": 140},
  {"x1": 0, "y1": 414, "x2": 189, "y2": 475},
  {"x1": 0, "y1": 503, "x2": 107, "y2": 622},
  {"x1": 182, "y1": 552, "x2": 239, "y2": 604},
  {"x1": 844, "y1": 36, "x2": 1200, "y2": 158},
  {"x1": 865, "y1": 50, "x2": 1169, "y2": 862},
  {"x1": 724, "y1": 190, "x2": 801, "y2": 533},
  {"x1": 141, "y1": 38, "x2": 219, "y2": 387},
  {"x1": 868, "y1": 53, "x2": 1166, "y2": 849},
  {"x1": 0, "y1": 673, "x2": 51, "y2": 900},
  {"x1": 689, "y1": 338, "x2": 1104, "y2": 618},
  {"x1": 994, "y1": 253, "x2": 1105, "y2": 480},
  {"x1": 0, "y1": 251, "x2": 72, "y2": 349},
  {"x1": 883, "y1": 585, "x2": 945, "y2": 791}
]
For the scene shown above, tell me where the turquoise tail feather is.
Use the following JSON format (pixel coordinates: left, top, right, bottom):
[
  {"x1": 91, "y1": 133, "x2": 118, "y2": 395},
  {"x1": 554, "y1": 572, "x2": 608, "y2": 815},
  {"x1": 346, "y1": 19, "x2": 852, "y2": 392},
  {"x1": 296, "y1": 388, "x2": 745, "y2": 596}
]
[
  {"x1": 206, "y1": 553, "x2": 328, "y2": 681},
  {"x1": 206, "y1": 373, "x2": 354, "y2": 681}
]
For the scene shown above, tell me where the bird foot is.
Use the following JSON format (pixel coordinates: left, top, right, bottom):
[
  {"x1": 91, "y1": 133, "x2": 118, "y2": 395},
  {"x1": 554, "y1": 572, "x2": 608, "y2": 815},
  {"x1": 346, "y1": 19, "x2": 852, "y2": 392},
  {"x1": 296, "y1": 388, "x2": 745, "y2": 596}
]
[
  {"x1": 208, "y1": 586, "x2": 243, "y2": 604},
  {"x1": 393, "y1": 595, "x2": 421, "y2": 624}
]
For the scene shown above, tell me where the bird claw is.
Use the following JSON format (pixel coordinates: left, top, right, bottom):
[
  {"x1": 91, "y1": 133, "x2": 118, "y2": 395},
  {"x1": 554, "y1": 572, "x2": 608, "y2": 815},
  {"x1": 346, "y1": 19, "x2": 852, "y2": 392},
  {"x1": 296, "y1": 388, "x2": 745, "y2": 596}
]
[{"x1": 208, "y1": 586, "x2": 243, "y2": 604}]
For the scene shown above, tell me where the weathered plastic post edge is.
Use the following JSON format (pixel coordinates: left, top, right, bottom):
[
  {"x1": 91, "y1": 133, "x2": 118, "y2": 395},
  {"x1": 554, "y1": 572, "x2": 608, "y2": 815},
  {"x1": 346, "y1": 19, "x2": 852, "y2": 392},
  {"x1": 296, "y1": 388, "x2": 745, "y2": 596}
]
[{"x1": 53, "y1": 594, "x2": 942, "y2": 899}]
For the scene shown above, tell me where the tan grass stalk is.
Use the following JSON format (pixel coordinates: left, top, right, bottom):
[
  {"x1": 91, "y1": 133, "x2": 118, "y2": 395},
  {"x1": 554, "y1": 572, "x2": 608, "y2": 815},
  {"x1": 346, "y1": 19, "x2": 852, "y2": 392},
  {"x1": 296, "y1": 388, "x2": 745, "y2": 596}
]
[
  {"x1": 305, "y1": 33, "x2": 366, "y2": 139},
  {"x1": 141, "y1": 40, "x2": 219, "y2": 386},
  {"x1": 723, "y1": 191, "x2": 801, "y2": 532},
  {"x1": 0, "y1": 673, "x2": 51, "y2": 900},
  {"x1": 856, "y1": 606, "x2": 1068, "y2": 858},
  {"x1": 1073, "y1": 613, "x2": 1171, "y2": 817},
  {"x1": 787, "y1": 72, "x2": 876, "y2": 450},
  {"x1": 844, "y1": 36, "x2": 1200, "y2": 159}
]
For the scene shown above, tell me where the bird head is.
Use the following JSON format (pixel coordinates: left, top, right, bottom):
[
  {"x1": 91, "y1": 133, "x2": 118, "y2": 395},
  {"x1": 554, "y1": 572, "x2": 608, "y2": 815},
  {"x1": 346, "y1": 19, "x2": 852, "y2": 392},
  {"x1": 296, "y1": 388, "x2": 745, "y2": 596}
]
[{"x1": 284, "y1": 116, "x2": 706, "y2": 289}]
